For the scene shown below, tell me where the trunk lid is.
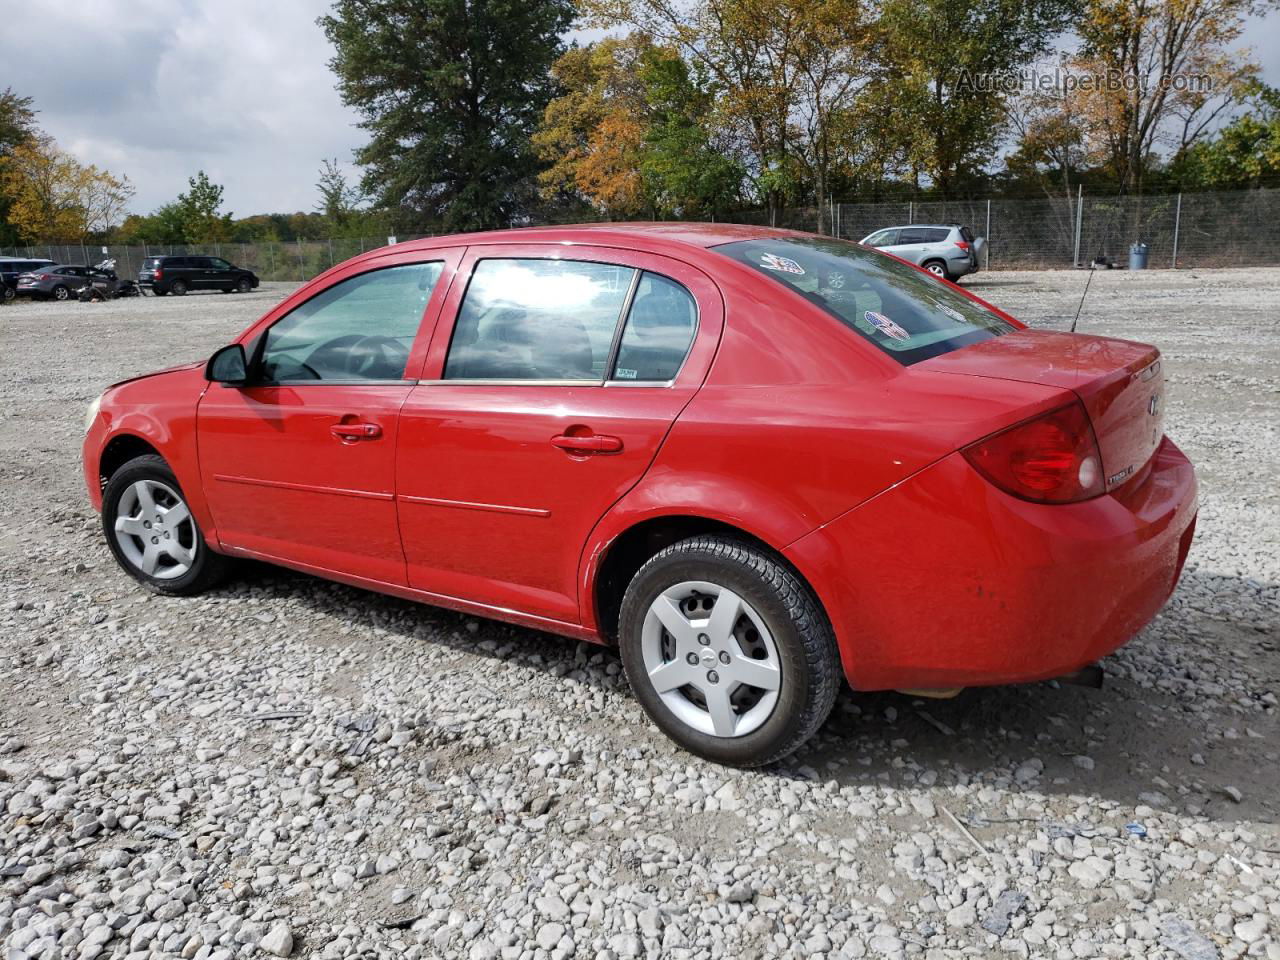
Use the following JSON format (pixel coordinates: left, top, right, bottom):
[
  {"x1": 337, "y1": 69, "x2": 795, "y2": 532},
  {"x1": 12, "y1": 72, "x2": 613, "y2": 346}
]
[{"x1": 918, "y1": 328, "x2": 1165, "y2": 492}]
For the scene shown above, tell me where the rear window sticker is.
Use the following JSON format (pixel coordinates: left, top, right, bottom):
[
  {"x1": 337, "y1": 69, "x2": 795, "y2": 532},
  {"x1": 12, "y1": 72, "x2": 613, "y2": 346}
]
[
  {"x1": 865, "y1": 310, "x2": 911, "y2": 341},
  {"x1": 760, "y1": 253, "x2": 805, "y2": 275},
  {"x1": 615, "y1": 367, "x2": 638, "y2": 379},
  {"x1": 936, "y1": 302, "x2": 967, "y2": 324}
]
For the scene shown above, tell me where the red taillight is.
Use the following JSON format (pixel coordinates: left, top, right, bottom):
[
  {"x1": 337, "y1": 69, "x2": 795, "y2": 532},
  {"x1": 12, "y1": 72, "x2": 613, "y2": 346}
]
[
  {"x1": 962, "y1": 401, "x2": 1104, "y2": 503},
  {"x1": 38, "y1": 273, "x2": 52, "y2": 280},
  {"x1": 954, "y1": 241, "x2": 970, "y2": 251},
  {"x1": 153, "y1": 269, "x2": 162, "y2": 279}
]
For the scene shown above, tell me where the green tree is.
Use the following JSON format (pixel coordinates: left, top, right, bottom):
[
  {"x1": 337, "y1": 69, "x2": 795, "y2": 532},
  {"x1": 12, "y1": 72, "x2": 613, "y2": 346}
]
[
  {"x1": 1169, "y1": 83, "x2": 1280, "y2": 188},
  {"x1": 316, "y1": 158, "x2": 366, "y2": 227},
  {"x1": 0, "y1": 87, "x2": 39, "y2": 245},
  {"x1": 176, "y1": 170, "x2": 232, "y2": 241},
  {"x1": 877, "y1": 0, "x2": 1080, "y2": 198},
  {"x1": 639, "y1": 49, "x2": 744, "y2": 217},
  {"x1": 321, "y1": 0, "x2": 574, "y2": 232}
]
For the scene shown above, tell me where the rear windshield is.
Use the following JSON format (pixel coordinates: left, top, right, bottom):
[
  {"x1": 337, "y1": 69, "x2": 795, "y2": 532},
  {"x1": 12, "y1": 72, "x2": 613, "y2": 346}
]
[
  {"x1": 143, "y1": 258, "x2": 162, "y2": 268},
  {"x1": 714, "y1": 236, "x2": 1014, "y2": 365}
]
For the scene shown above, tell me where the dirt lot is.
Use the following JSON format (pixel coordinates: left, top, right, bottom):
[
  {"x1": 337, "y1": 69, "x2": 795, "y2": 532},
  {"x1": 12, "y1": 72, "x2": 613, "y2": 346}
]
[{"x1": 2, "y1": 269, "x2": 1278, "y2": 960}]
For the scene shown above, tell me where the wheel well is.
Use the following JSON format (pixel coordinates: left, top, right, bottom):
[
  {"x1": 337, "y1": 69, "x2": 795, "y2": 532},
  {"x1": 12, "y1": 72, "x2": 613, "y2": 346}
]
[
  {"x1": 98, "y1": 434, "x2": 161, "y2": 492},
  {"x1": 593, "y1": 516, "x2": 813, "y2": 644}
]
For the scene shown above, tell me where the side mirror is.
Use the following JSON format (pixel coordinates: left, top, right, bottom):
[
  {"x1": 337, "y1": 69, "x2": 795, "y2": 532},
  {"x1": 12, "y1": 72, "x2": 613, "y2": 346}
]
[{"x1": 206, "y1": 343, "x2": 248, "y2": 384}]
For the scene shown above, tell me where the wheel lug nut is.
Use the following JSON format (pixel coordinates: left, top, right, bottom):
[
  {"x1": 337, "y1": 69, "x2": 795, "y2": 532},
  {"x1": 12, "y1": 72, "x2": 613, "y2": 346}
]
[
  {"x1": 143, "y1": 521, "x2": 151, "y2": 529},
  {"x1": 706, "y1": 670, "x2": 719, "y2": 684},
  {"x1": 697, "y1": 633, "x2": 710, "y2": 646},
  {"x1": 150, "y1": 537, "x2": 158, "y2": 544},
  {"x1": 718, "y1": 651, "x2": 730, "y2": 665},
  {"x1": 686, "y1": 652, "x2": 698, "y2": 666}
]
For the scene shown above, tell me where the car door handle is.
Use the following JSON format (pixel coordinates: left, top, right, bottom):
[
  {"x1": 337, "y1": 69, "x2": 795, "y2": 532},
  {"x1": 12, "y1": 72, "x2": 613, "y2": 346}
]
[
  {"x1": 331, "y1": 422, "x2": 382, "y2": 441},
  {"x1": 551, "y1": 433, "x2": 623, "y2": 453}
]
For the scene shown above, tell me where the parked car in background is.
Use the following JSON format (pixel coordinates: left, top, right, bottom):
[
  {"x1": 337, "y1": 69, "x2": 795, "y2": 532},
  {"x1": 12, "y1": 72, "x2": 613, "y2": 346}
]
[
  {"x1": 138, "y1": 255, "x2": 259, "y2": 296},
  {"x1": 859, "y1": 224, "x2": 984, "y2": 281},
  {"x1": 14, "y1": 264, "x2": 94, "y2": 301},
  {"x1": 1, "y1": 256, "x2": 56, "y2": 302},
  {"x1": 83, "y1": 224, "x2": 1196, "y2": 766}
]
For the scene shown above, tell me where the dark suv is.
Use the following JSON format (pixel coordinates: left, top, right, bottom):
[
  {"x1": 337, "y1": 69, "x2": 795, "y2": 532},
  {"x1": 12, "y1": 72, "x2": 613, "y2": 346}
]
[
  {"x1": 138, "y1": 256, "x2": 260, "y2": 296},
  {"x1": 1, "y1": 257, "x2": 56, "y2": 302}
]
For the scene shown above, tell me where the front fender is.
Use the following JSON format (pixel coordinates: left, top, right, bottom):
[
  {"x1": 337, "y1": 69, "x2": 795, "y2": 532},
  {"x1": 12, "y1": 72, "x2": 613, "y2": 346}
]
[{"x1": 83, "y1": 368, "x2": 216, "y2": 543}]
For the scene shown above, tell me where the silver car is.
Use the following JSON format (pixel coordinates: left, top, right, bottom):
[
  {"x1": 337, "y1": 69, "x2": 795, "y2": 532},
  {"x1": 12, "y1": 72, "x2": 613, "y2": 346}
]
[{"x1": 859, "y1": 224, "x2": 985, "y2": 281}]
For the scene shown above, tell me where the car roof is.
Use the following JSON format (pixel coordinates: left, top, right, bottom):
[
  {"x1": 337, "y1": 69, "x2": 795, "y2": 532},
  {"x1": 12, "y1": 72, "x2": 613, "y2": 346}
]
[
  {"x1": 0, "y1": 256, "x2": 54, "y2": 262},
  {"x1": 867, "y1": 224, "x2": 960, "y2": 231},
  {"x1": 393, "y1": 222, "x2": 815, "y2": 254}
]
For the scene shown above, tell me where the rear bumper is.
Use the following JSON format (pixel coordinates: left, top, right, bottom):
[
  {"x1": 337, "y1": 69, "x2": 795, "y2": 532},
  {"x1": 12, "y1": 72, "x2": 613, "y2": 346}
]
[{"x1": 786, "y1": 436, "x2": 1198, "y2": 691}]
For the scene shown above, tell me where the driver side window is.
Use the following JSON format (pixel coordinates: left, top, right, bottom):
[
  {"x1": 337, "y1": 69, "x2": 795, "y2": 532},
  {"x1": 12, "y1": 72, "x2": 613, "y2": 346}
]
[{"x1": 259, "y1": 262, "x2": 443, "y2": 382}]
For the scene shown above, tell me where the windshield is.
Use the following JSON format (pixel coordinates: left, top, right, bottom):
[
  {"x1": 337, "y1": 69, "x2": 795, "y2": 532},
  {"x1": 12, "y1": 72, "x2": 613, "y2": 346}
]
[{"x1": 715, "y1": 237, "x2": 1014, "y2": 365}]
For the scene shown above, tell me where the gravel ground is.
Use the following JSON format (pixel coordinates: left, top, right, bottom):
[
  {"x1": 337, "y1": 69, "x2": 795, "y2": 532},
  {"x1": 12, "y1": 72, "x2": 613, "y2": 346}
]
[{"x1": 1, "y1": 268, "x2": 1278, "y2": 960}]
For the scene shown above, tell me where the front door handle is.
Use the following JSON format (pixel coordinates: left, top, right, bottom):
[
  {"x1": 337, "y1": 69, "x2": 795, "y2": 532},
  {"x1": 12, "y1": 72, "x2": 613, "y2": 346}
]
[
  {"x1": 331, "y1": 422, "x2": 382, "y2": 442},
  {"x1": 551, "y1": 433, "x2": 623, "y2": 454}
]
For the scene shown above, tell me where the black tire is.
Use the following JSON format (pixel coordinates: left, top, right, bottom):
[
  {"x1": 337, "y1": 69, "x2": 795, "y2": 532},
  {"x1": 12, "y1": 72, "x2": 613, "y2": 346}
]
[
  {"x1": 52, "y1": 285, "x2": 70, "y2": 301},
  {"x1": 1, "y1": 285, "x2": 15, "y2": 303},
  {"x1": 922, "y1": 259, "x2": 950, "y2": 281},
  {"x1": 170, "y1": 279, "x2": 188, "y2": 296},
  {"x1": 235, "y1": 277, "x2": 252, "y2": 293},
  {"x1": 102, "y1": 454, "x2": 230, "y2": 596},
  {"x1": 618, "y1": 535, "x2": 840, "y2": 767}
]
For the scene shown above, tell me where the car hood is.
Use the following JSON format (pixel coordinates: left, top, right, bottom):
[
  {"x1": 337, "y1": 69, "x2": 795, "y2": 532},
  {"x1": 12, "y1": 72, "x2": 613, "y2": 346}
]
[{"x1": 108, "y1": 360, "x2": 205, "y2": 392}]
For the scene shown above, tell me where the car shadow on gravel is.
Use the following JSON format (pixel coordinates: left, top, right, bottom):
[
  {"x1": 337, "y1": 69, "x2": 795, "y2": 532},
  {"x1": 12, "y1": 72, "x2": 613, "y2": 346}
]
[{"x1": 232, "y1": 562, "x2": 1278, "y2": 827}]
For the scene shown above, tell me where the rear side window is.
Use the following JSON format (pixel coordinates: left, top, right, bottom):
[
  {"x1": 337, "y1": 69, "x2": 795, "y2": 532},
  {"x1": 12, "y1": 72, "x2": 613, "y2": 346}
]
[
  {"x1": 444, "y1": 259, "x2": 634, "y2": 381},
  {"x1": 714, "y1": 237, "x2": 1014, "y2": 365},
  {"x1": 922, "y1": 228, "x2": 950, "y2": 242},
  {"x1": 259, "y1": 262, "x2": 443, "y2": 381},
  {"x1": 611, "y1": 273, "x2": 697, "y2": 382},
  {"x1": 899, "y1": 228, "x2": 929, "y2": 244}
]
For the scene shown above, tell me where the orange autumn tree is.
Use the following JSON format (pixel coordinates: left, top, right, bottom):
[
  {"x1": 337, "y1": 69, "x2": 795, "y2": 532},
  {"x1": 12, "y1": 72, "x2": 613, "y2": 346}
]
[
  {"x1": 534, "y1": 36, "x2": 657, "y2": 217},
  {"x1": 0, "y1": 135, "x2": 133, "y2": 242},
  {"x1": 1071, "y1": 0, "x2": 1273, "y2": 192}
]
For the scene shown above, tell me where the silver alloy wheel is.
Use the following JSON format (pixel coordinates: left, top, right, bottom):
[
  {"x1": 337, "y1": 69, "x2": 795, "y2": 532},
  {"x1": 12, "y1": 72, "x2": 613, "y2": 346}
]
[
  {"x1": 925, "y1": 262, "x2": 946, "y2": 277},
  {"x1": 53, "y1": 286, "x2": 69, "y2": 300},
  {"x1": 113, "y1": 479, "x2": 197, "y2": 580},
  {"x1": 640, "y1": 580, "x2": 782, "y2": 738}
]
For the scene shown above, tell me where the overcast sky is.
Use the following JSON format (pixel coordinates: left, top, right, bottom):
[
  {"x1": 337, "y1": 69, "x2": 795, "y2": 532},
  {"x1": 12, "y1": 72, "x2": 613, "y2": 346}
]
[{"x1": 1, "y1": 0, "x2": 1276, "y2": 219}]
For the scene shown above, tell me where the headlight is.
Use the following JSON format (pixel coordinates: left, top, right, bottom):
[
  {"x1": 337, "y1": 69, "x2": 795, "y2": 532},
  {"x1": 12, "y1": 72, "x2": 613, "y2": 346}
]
[{"x1": 84, "y1": 394, "x2": 102, "y2": 434}]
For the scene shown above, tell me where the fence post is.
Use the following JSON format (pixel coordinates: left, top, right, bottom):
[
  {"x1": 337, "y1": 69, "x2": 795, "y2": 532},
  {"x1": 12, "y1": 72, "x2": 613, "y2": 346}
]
[
  {"x1": 268, "y1": 243, "x2": 275, "y2": 280},
  {"x1": 908, "y1": 201, "x2": 914, "y2": 224},
  {"x1": 328, "y1": 238, "x2": 334, "y2": 269},
  {"x1": 1171, "y1": 193, "x2": 1182, "y2": 269},
  {"x1": 1073, "y1": 185, "x2": 1084, "y2": 268},
  {"x1": 985, "y1": 199, "x2": 991, "y2": 270}
]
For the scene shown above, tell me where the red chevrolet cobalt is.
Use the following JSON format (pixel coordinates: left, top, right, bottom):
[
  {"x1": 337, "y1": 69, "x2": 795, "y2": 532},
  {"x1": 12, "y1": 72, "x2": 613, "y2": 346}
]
[{"x1": 83, "y1": 225, "x2": 1197, "y2": 765}]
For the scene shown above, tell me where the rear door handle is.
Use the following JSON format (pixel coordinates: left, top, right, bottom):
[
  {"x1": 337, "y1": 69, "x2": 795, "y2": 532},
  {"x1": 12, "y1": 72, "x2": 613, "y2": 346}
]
[
  {"x1": 551, "y1": 433, "x2": 623, "y2": 454},
  {"x1": 331, "y1": 422, "x2": 382, "y2": 441}
]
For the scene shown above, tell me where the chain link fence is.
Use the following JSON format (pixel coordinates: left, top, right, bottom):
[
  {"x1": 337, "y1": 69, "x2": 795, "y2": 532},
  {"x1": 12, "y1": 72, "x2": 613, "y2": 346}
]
[{"x1": 4, "y1": 189, "x2": 1276, "y2": 282}]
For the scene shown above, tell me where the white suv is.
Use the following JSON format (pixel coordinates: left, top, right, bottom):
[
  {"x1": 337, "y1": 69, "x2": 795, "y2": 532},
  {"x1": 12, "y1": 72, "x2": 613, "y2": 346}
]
[{"x1": 859, "y1": 224, "x2": 985, "y2": 281}]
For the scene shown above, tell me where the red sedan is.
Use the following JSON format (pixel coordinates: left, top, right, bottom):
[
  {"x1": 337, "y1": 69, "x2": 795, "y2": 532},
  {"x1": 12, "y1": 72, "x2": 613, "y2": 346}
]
[{"x1": 82, "y1": 224, "x2": 1197, "y2": 766}]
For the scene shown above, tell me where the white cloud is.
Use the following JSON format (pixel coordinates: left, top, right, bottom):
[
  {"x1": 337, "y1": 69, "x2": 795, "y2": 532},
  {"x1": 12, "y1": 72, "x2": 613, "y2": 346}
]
[{"x1": 1, "y1": 0, "x2": 365, "y2": 217}]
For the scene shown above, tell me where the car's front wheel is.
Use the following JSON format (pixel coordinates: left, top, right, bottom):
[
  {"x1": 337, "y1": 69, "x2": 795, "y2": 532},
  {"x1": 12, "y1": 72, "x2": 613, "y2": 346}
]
[
  {"x1": 102, "y1": 454, "x2": 229, "y2": 595},
  {"x1": 618, "y1": 536, "x2": 840, "y2": 767}
]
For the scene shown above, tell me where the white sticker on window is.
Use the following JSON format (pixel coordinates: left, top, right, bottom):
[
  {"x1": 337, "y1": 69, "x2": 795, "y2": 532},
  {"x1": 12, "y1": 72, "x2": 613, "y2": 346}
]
[
  {"x1": 616, "y1": 367, "x2": 638, "y2": 379},
  {"x1": 760, "y1": 253, "x2": 805, "y2": 275},
  {"x1": 864, "y1": 310, "x2": 912, "y2": 342}
]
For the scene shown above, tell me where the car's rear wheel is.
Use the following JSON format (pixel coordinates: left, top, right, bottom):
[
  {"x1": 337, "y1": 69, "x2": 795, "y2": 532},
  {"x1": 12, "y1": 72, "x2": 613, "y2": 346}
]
[
  {"x1": 235, "y1": 277, "x2": 252, "y2": 293},
  {"x1": 618, "y1": 535, "x2": 840, "y2": 766},
  {"x1": 52, "y1": 284, "x2": 70, "y2": 301},
  {"x1": 102, "y1": 454, "x2": 229, "y2": 596},
  {"x1": 170, "y1": 279, "x2": 188, "y2": 296},
  {"x1": 1, "y1": 286, "x2": 14, "y2": 303},
  {"x1": 922, "y1": 259, "x2": 950, "y2": 280}
]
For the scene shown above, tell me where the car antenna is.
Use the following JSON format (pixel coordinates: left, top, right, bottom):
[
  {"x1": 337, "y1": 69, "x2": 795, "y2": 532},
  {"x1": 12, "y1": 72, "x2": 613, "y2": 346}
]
[{"x1": 1070, "y1": 261, "x2": 1096, "y2": 333}]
